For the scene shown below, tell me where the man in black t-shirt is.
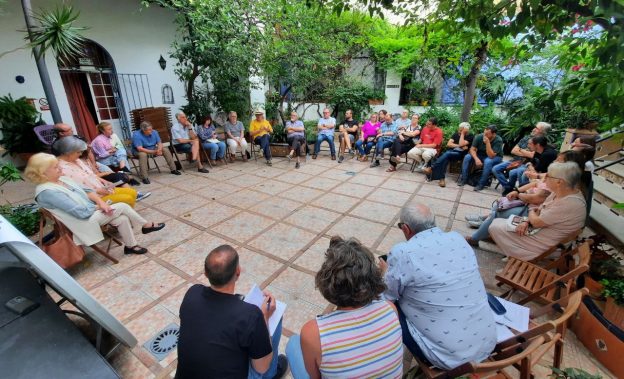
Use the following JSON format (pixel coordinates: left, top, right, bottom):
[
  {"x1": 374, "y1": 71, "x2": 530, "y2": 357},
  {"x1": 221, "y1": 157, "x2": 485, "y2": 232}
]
[
  {"x1": 176, "y1": 245, "x2": 288, "y2": 379},
  {"x1": 424, "y1": 122, "x2": 474, "y2": 187},
  {"x1": 337, "y1": 109, "x2": 360, "y2": 163},
  {"x1": 520, "y1": 135, "x2": 557, "y2": 185}
]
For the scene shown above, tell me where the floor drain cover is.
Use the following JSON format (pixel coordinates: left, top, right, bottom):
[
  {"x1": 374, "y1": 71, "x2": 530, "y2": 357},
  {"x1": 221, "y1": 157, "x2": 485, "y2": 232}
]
[{"x1": 143, "y1": 323, "x2": 179, "y2": 361}]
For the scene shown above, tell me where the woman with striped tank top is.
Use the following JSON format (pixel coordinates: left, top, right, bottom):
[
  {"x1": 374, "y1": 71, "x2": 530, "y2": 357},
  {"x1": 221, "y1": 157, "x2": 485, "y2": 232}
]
[{"x1": 286, "y1": 237, "x2": 403, "y2": 378}]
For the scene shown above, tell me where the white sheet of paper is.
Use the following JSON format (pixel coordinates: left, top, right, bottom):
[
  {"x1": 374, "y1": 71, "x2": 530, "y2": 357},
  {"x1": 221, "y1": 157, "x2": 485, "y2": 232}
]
[
  {"x1": 492, "y1": 296, "x2": 530, "y2": 332},
  {"x1": 244, "y1": 284, "x2": 286, "y2": 336},
  {"x1": 495, "y1": 323, "x2": 515, "y2": 342}
]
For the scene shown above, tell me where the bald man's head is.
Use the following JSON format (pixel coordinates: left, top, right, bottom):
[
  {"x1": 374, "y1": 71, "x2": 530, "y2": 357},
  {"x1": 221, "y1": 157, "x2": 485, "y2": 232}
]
[
  {"x1": 204, "y1": 245, "x2": 239, "y2": 287},
  {"x1": 54, "y1": 123, "x2": 73, "y2": 138}
]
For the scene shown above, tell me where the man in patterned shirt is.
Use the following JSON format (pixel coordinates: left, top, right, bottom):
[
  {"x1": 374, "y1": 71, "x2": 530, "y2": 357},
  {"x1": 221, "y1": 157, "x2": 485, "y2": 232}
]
[{"x1": 380, "y1": 203, "x2": 496, "y2": 370}]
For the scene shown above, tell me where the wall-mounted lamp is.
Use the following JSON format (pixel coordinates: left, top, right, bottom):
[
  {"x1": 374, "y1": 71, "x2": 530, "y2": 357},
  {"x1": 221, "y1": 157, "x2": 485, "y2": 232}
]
[
  {"x1": 15, "y1": 75, "x2": 25, "y2": 84},
  {"x1": 158, "y1": 55, "x2": 167, "y2": 70}
]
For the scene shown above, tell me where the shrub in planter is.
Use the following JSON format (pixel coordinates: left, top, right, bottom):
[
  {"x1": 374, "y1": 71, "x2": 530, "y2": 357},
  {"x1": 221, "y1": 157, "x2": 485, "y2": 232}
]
[
  {"x1": 0, "y1": 204, "x2": 40, "y2": 236},
  {"x1": 581, "y1": 235, "x2": 623, "y2": 298},
  {"x1": 550, "y1": 367, "x2": 602, "y2": 379},
  {"x1": 601, "y1": 278, "x2": 624, "y2": 330}
]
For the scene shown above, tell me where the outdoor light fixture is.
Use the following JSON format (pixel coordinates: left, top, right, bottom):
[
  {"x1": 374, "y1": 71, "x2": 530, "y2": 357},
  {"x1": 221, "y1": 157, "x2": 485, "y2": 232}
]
[
  {"x1": 158, "y1": 55, "x2": 167, "y2": 70},
  {"x1": 15, "y1": 75, "x2": 25, "y2": 84}
]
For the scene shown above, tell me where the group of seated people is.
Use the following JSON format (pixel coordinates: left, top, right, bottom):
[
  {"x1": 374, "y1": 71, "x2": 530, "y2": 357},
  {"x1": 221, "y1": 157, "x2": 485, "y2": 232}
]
[{"x1": 175, "y1": 203, "x2": 499, "y2": 378}]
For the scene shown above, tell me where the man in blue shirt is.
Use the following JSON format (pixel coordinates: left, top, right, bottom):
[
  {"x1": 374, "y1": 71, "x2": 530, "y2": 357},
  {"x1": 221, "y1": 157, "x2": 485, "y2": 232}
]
[
  {"x1": 131, "y1": 121, "x2": 181, "y2": 184},
  {"x1": 313, "y1": 108, "x2": 337, "y2": 160},
  {"x1": 370, "y1": 112, "x2": 397, "y2": 167},
  {"x1": 379, "y1": 203, "x2": 496, "y2": 370}
]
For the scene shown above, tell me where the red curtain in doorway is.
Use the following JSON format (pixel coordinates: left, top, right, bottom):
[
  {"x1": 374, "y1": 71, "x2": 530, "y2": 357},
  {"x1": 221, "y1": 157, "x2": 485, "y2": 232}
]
[{"x1": 60, "y1": 73, "x2": 98, "y2": 141}]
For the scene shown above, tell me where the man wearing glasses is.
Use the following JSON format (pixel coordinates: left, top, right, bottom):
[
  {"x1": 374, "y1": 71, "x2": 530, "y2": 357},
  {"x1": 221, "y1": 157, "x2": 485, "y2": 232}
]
[{"x1": 378, "y1": 203, "x2": 496, "y2": 371}]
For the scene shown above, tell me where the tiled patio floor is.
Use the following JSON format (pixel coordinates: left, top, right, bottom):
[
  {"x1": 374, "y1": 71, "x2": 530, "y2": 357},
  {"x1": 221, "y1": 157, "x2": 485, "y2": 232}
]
[{"x1": 4, "y1": 152, "x2": 615, "y2": 378}]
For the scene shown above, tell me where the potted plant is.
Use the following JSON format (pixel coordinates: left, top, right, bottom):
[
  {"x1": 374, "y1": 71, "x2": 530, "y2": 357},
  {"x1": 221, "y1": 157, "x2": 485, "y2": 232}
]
[
  {"x1": 581, "y1": 235, "x2": 622, "y2": 298},
  {"x1": 0, "y1": 162, "x2": 40, "y2": 236},
  {"x1": 0, "y1": 95, "x2": 45, "y2": 162},
  {"x1": 601, "y1": 278, "x2": 624, "y2": 330},
  {"x1": 551, "y1": 367, "x2": 602, "y2": 378}
]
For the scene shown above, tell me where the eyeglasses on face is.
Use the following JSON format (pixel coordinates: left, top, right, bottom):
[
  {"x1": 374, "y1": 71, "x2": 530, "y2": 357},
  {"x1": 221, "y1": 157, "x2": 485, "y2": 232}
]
[{"x1": 397, "y1": 222, "x2": 406, "y2": 229}]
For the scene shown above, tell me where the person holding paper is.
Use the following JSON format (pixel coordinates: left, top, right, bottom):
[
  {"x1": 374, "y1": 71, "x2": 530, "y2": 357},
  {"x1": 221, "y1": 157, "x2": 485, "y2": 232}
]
[
  {"x1": 379, "y1": 203, "x2": 496, "y2": 370},
  {"x1": 176, "y1": 245, "x2": 288, "y2": 379},
  {"x1": 488, "y1": 161, "x2": 586, "y2": 261},
  {"x1": 286, "y1": 237, "x2": 403, "y2": 379}
]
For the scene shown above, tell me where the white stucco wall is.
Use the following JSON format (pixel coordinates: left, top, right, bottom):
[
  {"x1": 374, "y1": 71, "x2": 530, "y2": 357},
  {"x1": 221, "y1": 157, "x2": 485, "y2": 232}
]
[{"x1": 0, "y1": 0, "x2": 183, "y2": 138}]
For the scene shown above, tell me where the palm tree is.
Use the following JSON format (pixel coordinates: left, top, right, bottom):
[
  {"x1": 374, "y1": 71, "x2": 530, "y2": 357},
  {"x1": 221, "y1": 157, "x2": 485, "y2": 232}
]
[{"x1": 17, "y1": 1, "x2": 87, "y2": 123}]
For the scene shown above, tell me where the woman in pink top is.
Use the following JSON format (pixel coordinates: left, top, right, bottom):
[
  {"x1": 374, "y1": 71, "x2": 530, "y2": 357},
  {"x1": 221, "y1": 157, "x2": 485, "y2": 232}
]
[{"x1": 355, "y1": 113, "x2": 381, "y2": 161}]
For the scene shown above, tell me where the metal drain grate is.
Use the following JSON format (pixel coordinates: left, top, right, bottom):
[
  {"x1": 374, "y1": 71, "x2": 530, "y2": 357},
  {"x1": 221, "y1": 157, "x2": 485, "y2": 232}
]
[{"x1": 143, "y1": 323, "x2": 179, "y2": 361}]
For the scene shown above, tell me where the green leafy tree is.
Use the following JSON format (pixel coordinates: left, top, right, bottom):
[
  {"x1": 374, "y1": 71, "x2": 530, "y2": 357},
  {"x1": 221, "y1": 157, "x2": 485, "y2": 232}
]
[
  {"x1": 256, "y1": 0, "x2": 370, "y2": 123},
  {"x1": 142, "y1": 0, "x2": 262, "y2": 121}
]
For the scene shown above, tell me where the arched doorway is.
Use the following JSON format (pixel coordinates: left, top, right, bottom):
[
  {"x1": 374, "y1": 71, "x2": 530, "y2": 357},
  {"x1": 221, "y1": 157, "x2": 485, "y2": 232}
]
[{"x1": 58, "y1": 40, "x2": 125, "y2": 141}]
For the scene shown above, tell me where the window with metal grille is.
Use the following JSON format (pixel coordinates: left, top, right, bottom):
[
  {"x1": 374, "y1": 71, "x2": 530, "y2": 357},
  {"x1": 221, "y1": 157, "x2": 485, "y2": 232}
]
[{"x1": 162, "y1": 84, "x2": 174, "y2": 104}]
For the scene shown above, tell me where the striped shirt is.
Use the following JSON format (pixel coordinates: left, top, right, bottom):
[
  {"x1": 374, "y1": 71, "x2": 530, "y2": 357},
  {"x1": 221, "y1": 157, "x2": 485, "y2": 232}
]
[{"x1": 316, "y1": 300, "x2": 403, "y2": 378}]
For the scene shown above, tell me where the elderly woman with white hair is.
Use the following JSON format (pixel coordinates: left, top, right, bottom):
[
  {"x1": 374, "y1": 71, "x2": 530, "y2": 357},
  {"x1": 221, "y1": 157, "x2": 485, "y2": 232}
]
[
  {"x1": 424, "y1": 122, "x2": 474, "y2": 187},
  {"x1": 26, "y1": 153, "x2": 166, "y2": 255},
  {"x1": 224, "y1": 111, "x2": 250, "y2": 162},
  {"x1": 488, "y1": 161, "x2": 586, "y2": 261},
  {"x1": 54, "y1": 136, "x2": 142, "y2": 207}
]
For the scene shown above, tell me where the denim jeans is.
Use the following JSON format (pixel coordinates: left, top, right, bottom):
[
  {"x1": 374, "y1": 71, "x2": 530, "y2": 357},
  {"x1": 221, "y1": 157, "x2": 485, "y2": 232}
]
[
  {"x1": 314, "y1": 134, "x2": 336, "y2": 156},
  {"x1": 285, "y1": 334, "x2": 310, "y2": 379},
  {"x1": 248, "y1": 319, "x2": 283, "y2": 379},
  {"x1": 254, "y1": 134, "x2": 272, "y2": 160},
  {"x1": 493, "y1": 161, "x2": 527, "y2": 190},
  {"x1": 355, "y1": 139, "x2": 375, "y2": 156},
  {"x1": 471, "y1": 203, "x2": 528, "y2": 241},
  {"x1": 431, "y1": 150, "x2": 464, "y2": 180},
  {"x1": 461, "y1": 153, "x2": 502, "y2": 187},
  {"x1": 374, "y1": 138, "x2": 393, "y2": 158},
  {"x1": 201, "y1": 141, "x2": 226, "y2": 160},
  {"x1": 516, "y1": 165, "x2": 530, "y2": 186}
]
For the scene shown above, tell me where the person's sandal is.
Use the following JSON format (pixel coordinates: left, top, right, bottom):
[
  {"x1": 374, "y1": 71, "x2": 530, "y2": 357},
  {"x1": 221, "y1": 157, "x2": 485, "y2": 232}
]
[
  {"x1": 386, "y1": 166, "x2": 397, "y2": 172},
  {"x1": 124, "y1": 245, "x2": 148, "y2": 255},
  {"x1": 142, "y1": 222, "x2": 166, "y2": 234}
]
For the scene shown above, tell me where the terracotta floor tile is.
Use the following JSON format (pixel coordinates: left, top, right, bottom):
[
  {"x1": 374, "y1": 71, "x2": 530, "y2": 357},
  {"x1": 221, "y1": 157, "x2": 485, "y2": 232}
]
[
  {"x1": 142, "y1": 187, "x2": 188, "y2": 206},
  {"x1": 380, "y1": 178, "x2": 417, "y2": 193},
  {"x1": 238, "y1": 247, "x2": 285, "y2": 278},
  {"x1": 417, "y1": 183, "x2": 460, "y2": 202},
  {"x1": 249, "y1": 197, "x2": 302, "y2": 220},
  {"x1": 135, "y1": 219, "x2": 202, "y2": 255},
  {"x1": 275, "y1": 171, "x2": 315, "y2": 185},
  {"x1": 293, "y1": 237, "x2": 331, "y2": 272},
  {"x1": 318, "y1": 168, "x2": 355, "y2": 181},
  {"x1": 211, "y1": 212, "x2": 275, "y2": 243},
  {"x1": 160, "y1": 233, "x2": 232, "y2": 276},
  {"x1": 332, "y1": 182, "x2": 376, "y2": 198},
  {"x1": 326, "y1": 216, "x2": 387, "y2": 247},
  {"x1": 180, "y1": 203, "x2": 240, "y2": 228},
  {"x1": 366, "y1": 188, "x2": 414, "y2": 207},
  {"x1": 252, "y1": 179, "x2": 293, "y2": 196},
  {"x1": 248, "y1": 223, "x2": 317, "y2": 260},
  {"x1": 348, "y1": 172, "x2": 387, "y2": 187},
  {"x1": 109, "y1": 346, "x2": 155, "y2": 379},
  {"x1": 160, "y1": 282, "x2": 194, "y2": 316},
  {"x1": 264, "y1": 285, "x2": 327, "y2": 334},
  {"x1": 301, "y1": 176, "x2": 342, "y2": 191},
  {"x1": 280, "y1": 187, "x2": 325, "y2": 203},
  {"x1": 414, "y1": 195, "x2": 456, "y2": 218},
  {"x1": 123, "y1": 260, "x2": 186, "y2": 299},
  {"x1": 155, "y1": 194, "x2": 207, "y2": 216},
  {"x1": 310, "y1": 193, "x2": 359, "y2": 213},
  {"x1": 220, "y1": 189, "x2": 270, "y2": 209},
  {"x1": 284, "y1": 206, "x2": 342, "y2": 233},
  {"x1": 126, "y1": 304, "x2": 178, "y2": 345},
  {"x1": 348, "y1": 200, "x2": 400, "y2": 225}
]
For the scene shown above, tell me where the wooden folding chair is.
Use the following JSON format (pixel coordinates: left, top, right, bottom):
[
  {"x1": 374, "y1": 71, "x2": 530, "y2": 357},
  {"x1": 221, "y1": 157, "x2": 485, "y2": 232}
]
[
  {"x1": 495, "y1": 241, "x2": 591, "y2": 305},
  {"x1": 413, "y1": 329, "x2": 552, "y2": 379},
  {"x1": 528, "y1": 229, "x2": 583, "y2": 269},
  {"x1": 39, "y1": 209, "x2": 122, "y2": 264}
]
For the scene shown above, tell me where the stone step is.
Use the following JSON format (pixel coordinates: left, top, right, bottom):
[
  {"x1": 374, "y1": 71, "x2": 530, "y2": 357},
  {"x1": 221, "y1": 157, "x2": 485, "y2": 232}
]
[
  {"x1": 589, "y1": 200, "x2": 624, "y2": 248},
  {"x1": 595, "y1": 160, "x2": 624, "y2": 186},
  {"x1": 592, "y1": 175, "x2": 624, "y2": 214}
]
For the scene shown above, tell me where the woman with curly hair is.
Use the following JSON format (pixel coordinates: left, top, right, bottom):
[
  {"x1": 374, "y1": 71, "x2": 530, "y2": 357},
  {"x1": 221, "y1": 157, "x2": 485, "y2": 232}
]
[{"x1": 285, "y1": 237, "x2": 403, "y2": 379}]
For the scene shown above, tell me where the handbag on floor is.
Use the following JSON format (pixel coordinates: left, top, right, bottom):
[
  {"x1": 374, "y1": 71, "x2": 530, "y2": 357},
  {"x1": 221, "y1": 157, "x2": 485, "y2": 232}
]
[{"x1": 38, "y1": 214, "x2": 85, "y2": 269}]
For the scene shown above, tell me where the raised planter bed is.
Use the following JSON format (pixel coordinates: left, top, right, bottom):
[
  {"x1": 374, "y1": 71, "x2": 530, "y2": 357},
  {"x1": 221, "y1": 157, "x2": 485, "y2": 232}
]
[{"x1": 571, "y1": 296, "x2": 624, "y2": 378}]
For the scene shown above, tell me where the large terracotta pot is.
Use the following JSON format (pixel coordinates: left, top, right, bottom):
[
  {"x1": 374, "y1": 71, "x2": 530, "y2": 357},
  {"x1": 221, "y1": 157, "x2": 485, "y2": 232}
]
[
  {"x1": 604, "y1": 297, "x2": 624, "y2": 330},
  {"x1": 571, "y1": 296, "x2": 624, "y2": 378}
]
